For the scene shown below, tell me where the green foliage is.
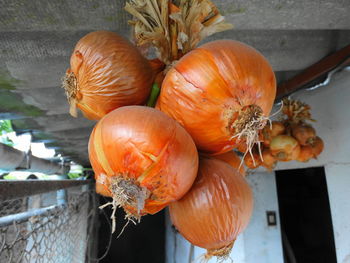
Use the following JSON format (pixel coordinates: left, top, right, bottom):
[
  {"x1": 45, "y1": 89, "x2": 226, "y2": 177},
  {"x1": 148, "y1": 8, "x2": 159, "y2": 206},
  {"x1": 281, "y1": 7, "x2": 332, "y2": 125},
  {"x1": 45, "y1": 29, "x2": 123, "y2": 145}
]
[
  {"x1": 0, "y1": 119, "x2": 14, "y2": 146},
  {"x1": 3, "y1": 174, "x2": 17, "y2": 180},
  {"x1": 0, "y1": 119, "x2": 13, "y2": 133},
  {"x1": 68, "y1": 172, "x2": 83, "y2": 179}
]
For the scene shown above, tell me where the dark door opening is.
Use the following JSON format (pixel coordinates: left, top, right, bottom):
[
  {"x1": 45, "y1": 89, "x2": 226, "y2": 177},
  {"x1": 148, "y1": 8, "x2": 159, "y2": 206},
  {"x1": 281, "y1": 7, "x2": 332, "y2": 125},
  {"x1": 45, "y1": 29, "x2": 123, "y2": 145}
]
[
  {"x1": 276, "y1": 167, "x2": 337, "y2": 263},
  {"x1": 97, "y1": 196, "x2": 165, "y2": 263}
]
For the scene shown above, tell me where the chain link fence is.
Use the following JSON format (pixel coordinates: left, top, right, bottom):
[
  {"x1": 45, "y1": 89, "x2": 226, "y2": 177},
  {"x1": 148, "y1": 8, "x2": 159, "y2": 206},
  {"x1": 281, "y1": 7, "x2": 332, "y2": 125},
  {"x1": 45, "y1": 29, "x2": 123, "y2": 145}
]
[{"x1": 0, "y1": 182, "x2": 98, "y2": 263}]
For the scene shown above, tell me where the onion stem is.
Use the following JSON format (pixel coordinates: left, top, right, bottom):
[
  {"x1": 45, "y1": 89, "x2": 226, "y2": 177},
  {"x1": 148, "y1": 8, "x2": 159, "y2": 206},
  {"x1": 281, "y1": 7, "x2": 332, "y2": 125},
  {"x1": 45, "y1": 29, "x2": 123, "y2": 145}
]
[{"x1": 146, "y1": 83, "x2": 160, "y2": 107}]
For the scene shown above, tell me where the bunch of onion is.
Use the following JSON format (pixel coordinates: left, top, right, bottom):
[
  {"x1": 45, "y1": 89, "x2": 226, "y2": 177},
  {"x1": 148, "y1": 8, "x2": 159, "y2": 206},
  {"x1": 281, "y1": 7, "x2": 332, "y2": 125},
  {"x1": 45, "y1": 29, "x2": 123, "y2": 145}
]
[
  {"x1": 244, "y1": 98, "x2": 325, "y2": 169},
  {"x1": 158, "y1": 40, "x2": 276, "y2": 155},
  {"x1": 89, "y1": 106, "x2": 198, "y2": 232},
  {"x1": 169, "y1": 157, "x2": 253, "y2": 261},
  {"x1": 62, "y1": 31, "x2": 155, "y2": 120}
]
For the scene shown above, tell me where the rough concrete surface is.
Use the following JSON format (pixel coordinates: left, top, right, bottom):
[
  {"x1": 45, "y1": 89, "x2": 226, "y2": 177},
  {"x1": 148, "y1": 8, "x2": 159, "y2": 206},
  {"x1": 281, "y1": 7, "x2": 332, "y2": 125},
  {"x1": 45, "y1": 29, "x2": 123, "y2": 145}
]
[{"x1": 0, "y1": 0, "x2": 349, "y2": 166}]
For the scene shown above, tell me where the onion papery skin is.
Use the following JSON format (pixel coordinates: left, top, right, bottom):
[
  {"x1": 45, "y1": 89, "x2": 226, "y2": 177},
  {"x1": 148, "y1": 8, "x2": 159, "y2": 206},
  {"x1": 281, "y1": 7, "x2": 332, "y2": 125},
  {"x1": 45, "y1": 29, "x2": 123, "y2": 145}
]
[
  {"x1": 292, "y1": 124, "x2": 316, "y2": 146},
  {"x1": 89, "y1": 106, "x2": 199, "y2": 216},
  {"x1": 270, "y1": 135, "x2": 300, "y2": 161},
  {"x1": 65, "y1": 31, "x2": 154, "y2": 120},
  {"x1": 169, "y1": 158, "x2": 253, "y2": 253},
  {"x1": 214, "y1": 151, "x2": 245, "y2": 176},
  {"x1": 158, "y1": 40, "x2": 276, "y2": 154}
]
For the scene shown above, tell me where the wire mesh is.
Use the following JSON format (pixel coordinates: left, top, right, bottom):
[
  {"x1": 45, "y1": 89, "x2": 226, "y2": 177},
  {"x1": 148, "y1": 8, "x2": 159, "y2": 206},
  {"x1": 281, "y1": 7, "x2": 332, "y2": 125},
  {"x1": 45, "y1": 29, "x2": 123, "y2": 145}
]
[{"x1": 0, "y1": 184, "x2": 98, "y2": 263}]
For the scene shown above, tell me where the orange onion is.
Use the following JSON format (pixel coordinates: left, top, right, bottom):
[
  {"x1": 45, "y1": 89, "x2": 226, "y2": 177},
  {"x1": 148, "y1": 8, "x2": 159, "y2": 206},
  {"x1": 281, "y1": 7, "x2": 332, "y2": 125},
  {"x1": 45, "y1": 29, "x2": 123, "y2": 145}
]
[
  {"x1": 214, "y1": 151, "x2": 245, "y2": 176},
  {"x1": 297, "y1": 145, "x2": 314, "y2": 162},
  {"x1": 89, "y1": 106, "x2": 198, "y2": 230},
  {"x1": 63, "y1": 31, "x2": 154, "y2": 120},
  {"x1": 244, "y1": 150, "x2": 262, "y2": 169},
  {"x1": 169, "y1": 157, "x2": 253, "y2": 260},
  {"x1": 311, "y1": 136, "x2": 324, "y2": 158},
  {"x1": 261, "y1": 148, "x2": 277, "y2": 170},
  {"x1": 292, "y1": 124, "x2": 316, "y2": 146},
  {"x1": 157, "y1": 40, "x2": 276, "y2": 155},
  {"x1": 261, "y1": 121, "x2": 286, "y2": 147},
  {"x1": 270, "y1": 135, "x2": 300, "y2": 161}
]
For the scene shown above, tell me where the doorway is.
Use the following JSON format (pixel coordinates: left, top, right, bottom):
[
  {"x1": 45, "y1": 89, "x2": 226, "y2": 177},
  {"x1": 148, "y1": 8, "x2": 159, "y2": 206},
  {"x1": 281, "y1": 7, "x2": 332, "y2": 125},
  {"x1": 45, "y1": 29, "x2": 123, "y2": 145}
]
[{"x1": 276, "y1": 167, "x2": 337, "y2": 263}]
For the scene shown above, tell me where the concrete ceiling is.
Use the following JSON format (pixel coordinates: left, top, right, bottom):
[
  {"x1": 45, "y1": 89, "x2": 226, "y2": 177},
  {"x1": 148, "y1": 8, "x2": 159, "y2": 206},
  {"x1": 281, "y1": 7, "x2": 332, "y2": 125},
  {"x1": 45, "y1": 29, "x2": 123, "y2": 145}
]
[{"x1": 0, "y1": 0, "x2": 349, "y2": 167}]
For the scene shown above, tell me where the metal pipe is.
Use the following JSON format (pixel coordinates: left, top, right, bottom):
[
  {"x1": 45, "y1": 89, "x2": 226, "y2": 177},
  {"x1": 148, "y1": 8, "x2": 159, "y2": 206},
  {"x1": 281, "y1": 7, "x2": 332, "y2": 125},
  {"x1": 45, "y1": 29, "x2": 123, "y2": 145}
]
[
  {"x1": 0, "y1": 142, "x2": 67, "y2": 174},
  {"x1": 0, "y1": 204, "x2": 65, "y2": 227},
  {"x1": 0, "y1": 180, "x2": 91, "y2": 201}
]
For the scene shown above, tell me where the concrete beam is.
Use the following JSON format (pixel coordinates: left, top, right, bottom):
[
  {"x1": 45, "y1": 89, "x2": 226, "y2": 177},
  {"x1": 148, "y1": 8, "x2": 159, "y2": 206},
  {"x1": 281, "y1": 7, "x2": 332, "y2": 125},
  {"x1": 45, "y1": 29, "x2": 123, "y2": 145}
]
[
  {"x1": 1, "y1": 31, "x2": 349, "y2": 79},
  {"x1": 0, "y1": 0, "x2": 349, "y2": 31}
]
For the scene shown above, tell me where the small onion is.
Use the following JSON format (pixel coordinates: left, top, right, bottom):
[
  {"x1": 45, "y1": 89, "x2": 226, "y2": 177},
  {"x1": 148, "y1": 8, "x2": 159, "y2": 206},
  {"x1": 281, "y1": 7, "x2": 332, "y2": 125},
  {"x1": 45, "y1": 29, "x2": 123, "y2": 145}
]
[
  {"x1": 89, "y1": 106, "x2": 198, "y2": 229},
  {"x1": 261, "y1": 121, "x2": 286, "y2": 147},
  {"x1": 311, "y1": 136, "x2": 324, "y2": 158},
  {"x1": 292, "y1": 124, "x2": 316, "y2": 146},
  {"x1": 214, "y1": 151, "x2": 245, "y2": 176},
  {"x1": 169, "y1": 157, "x2": 253, "y2": 260},
  {"x1": 63, "y1": 31, "x2": 154, "y2": 120},
  {"x1": 158, "y1": 40, "x2": 276, "y2": 155},
  {"x1": 270, "y1": 135, "x2": 300, "y2": 161},
  {"x1": 261, "y1": 148, "x2": 277, "y2": 170},
  {"x1": 297, "y1": 145, "x2": 314, "y2": 162}
]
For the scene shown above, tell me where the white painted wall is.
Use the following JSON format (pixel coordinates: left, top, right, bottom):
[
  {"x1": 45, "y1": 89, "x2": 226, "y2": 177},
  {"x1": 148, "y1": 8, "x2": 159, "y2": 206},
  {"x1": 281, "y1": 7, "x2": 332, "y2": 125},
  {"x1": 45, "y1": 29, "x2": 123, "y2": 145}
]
[
  {"x1": 243, "y1": 172, "x2": 284, "y2": 263},
  {"x1": 165, "y1": 70, "x2": 350, "y2": 263}
]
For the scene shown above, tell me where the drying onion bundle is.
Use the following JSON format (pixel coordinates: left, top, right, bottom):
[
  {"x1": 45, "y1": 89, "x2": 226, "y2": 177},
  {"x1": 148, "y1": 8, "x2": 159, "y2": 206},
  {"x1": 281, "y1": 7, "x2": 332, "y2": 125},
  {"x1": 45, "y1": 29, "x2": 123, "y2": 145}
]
[
  {"x1": 169, "y1": 157, "x2": 253, "y2": 261},
  {"x1": 89, "y1": 106, "x2": 198, "y2": 231},
  {"x1": 243, "y1": 98, "x2": 324, "y2": 171},
  {"x1": 63, "y1": 31, "x2": 155, "y2": 120}
]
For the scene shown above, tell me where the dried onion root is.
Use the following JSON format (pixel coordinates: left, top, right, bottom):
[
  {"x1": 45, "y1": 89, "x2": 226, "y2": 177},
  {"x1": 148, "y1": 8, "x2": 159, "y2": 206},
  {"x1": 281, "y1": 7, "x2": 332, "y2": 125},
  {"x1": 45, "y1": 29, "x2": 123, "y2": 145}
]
[
  {"x1": 99, "y1": 176, "x2": 149, "y2": 233},
  {"x1": 233, "y1": 102, "x2": 284, "y2": 168}
]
